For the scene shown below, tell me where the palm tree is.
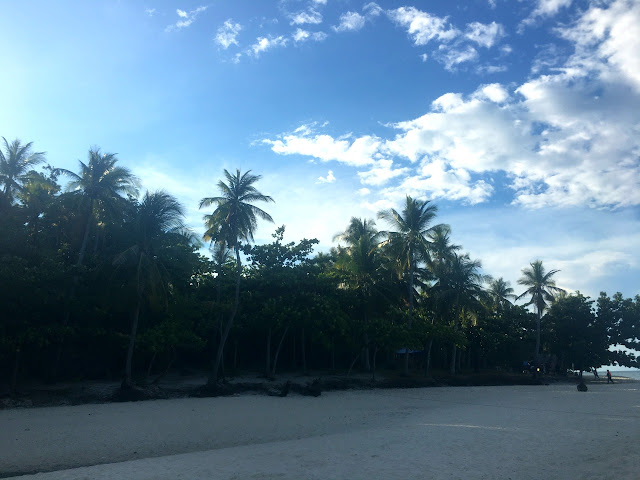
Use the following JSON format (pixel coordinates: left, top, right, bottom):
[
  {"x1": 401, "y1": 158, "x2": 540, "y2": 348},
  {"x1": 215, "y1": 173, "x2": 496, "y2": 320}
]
[
  {"x1": 378, "y1": 195, "x2": 440, "y2": 375},
  {"x1": 16, "y1": 171, "x2": 60, "y2": 246},
  {"x1": 488, "y1": 277, "x2": 515, "y2": 312},
  {"x1": 57, "y1": 148, "x2": 139, "y2": 268},
  {"x1": 0, "y1": 138, "x2": 45, "y2": 209},
  {"x1": 114, "y1": 190, "x2": 186, "y2": 386},
  {"x1": 334, "y1": 218, "x2": 385, "y2": 372},
  {"x1": 433, "y1": 252, "x2": 488, "y2": 373},
  {"x1": 333, "y1": 217, "x2": 382, "y2": 246},
  {"x1": 517, "y1": 260, "x2": 565, "y2": 360},
  {"x1": 199, "y1": 169, "x2": 274, "y2": 384},
  {"x1": 423, "y1": 224, "x2": 460, "y2": 374}
]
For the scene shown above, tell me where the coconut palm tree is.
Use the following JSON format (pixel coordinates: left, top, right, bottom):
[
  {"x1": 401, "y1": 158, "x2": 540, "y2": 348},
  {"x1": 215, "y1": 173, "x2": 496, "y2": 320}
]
[
  {"x1": 333, "y1": 217, "x2": 382, "y2": 247},
  {"x1": 488, "y1": 277, "x2": 515, "y2": 312},
  {"x1": 114, "y1": 190, "x2": 186, "y2": 386},
  {"x1": 334, "y1": 218, "x2": 385, "y2": 371},
  {"x1": 517, "y1": 260, "x2": 565, "y2": 359},
  {"x1": 57, "y1": 148, "x2": 139, "y2": 267},
  {"x1": 0, "y1": 138, "x2": 45, "y2": 209},
  {"x1": 433, "y1": 252, "x2": 489, "y2": 373},
  {"x1": 378, "y1": 196, "x2": 440, "y2": 375},
  {"x1": 423, "y1": 224, "x2": 460, "y2": 374},
  {"x1": 199, "y1": 169, "x2": 274, "y2": 384}
]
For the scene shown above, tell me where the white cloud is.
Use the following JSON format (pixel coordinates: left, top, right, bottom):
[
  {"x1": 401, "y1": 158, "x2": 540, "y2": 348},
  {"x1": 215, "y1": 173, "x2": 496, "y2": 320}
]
[
  {"x1": 290, "y1": 9, "x2": 323, "y2": 26},
  {"x1": 358, "y1": 159, "x2": 407, "y2": 186},
  {"x1": 316, "y1": 170, "x2": 336, "y2": 184},
  {"x1": 465, "y1": 22, "x2": 504, "y2": 48},
  {"x1": 474, "y1": 83, "x2": 509, "y2": 103},
  {"x1": 165, "y1": 6, "x2": 207, "y2": 32},
  {"x1": 435, "y1": 44, "x2": 479, "y2": 71},
  {"x1": 215, "y1": 20, "x2": 242, "y2": 49},
  {"x1": 387, "y1": 7, "x2": 458, "y2": 45},
  {"x1": 293, "y1": 28, "x2": 327, "y2": 43},
  {"x1": 312, "y1": 0, "x2": 327, "y2": 5},
  {"x1": 363, "y1": 3, "x2": 383, "y2": 18},
  {"x1": 520, "y1": 0, "x2": 572, "y2": 31},
  {"x1": 559, "y1": 0, "x2": 640, "y2": 93},
  {"x1": 420, "y1": 53, "x2": 428, "y2": 62},
  {"x1": 262, "y1": 1, "x2": 640, "y2": 210},
  {"x1": 532, "y1": 0, "x2": 573, "y2": 18},
  {"x1": 249, "y1": 36, "x2": 289, "y2": 57},
  {"x1": 333, "y1": 12, "x2": 366, "y2": 32},
  {"x1": 145, "y1": 8, "x2": 156, "y2": 17},
  {"x1": 264, "y1": 126, "x2": 381, "y2": 167}
]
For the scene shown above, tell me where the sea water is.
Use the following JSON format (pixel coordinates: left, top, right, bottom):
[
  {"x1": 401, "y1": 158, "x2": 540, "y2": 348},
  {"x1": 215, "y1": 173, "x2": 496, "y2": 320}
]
[{"x1": 610, "y1": 370, "x2": 640, "y2": 380}]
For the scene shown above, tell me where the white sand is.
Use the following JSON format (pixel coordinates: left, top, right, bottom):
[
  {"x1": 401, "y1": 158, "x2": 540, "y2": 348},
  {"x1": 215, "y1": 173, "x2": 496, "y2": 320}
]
[{"x1": 1, "y1": 383, "x2": 638, "y2": 479}]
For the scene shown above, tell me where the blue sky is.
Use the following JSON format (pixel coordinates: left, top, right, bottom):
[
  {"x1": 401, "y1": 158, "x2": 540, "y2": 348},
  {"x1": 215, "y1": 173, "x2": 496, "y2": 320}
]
[{"x1": 2, "y1": 0, "x2": 640, "y2": 300}]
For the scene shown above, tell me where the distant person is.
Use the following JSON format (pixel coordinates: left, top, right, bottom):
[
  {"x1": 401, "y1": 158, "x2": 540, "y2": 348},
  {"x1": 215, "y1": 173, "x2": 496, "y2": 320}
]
[
  {"x1": 593, "y1": 369, "x2": 599, "y2": 379},
  {"x1": 606, "y1": 370, "x2": 614, "y2": 384}
]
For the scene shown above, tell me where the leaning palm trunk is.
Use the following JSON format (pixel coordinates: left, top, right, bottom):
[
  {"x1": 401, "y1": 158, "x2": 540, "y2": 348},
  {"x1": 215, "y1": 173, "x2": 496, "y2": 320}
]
[
  {"x1": 210, "y1": 245, "x2": 241, "y2": 384},
  {"x1": 270, "y1": 320, "x2": 292, "y2": 378}
]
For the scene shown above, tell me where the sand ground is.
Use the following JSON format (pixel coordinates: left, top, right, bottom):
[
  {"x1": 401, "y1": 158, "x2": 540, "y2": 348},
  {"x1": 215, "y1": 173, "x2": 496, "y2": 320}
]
[{"x1": 1, "y1": 382, "x2": 638, "y2": 479}]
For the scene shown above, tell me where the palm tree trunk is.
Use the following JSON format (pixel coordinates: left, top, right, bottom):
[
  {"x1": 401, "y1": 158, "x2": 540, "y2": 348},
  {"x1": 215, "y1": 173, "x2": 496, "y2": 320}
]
[
  {"x1": 77, "y1": 199, "x2": 95, "y2": 268},
  {"x1": 535, "y1": 307, "x2": 541, "y2": 361},
  {"x1": 210, "y1": 245, "x2": 241, "y2": 384},
  {"x1": 53, "y1": 199, "x2": 95, "y2": 381},
  {"x1": 124, "y1": 301, "x2": 141, "y2": 386},
  {"x1": 10, "y1": 348, "x2": 21, "y2": 395},
  {"x1": 301, "y1": 328, "x2": 307, "y2": 374},
  {"x1": 404, "y1": 256, "x2": 414, "y2": 375},
  {"x1": 450, "y1": 298, "x2": 460, "y2": 374},
  {"x1": 425, "y1": 339, "x2": 433, "y2": 376},
  {"x1": 266, "y1": 327, "x2": 272, "y2": 377},
  {"x1": 271, "y1": 321, "x2": 291, "y2": 378}
]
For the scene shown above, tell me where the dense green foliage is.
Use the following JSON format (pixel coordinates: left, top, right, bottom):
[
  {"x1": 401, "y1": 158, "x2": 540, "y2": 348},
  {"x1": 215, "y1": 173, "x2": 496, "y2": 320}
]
[{"x1": 1, "y1": 139, "x2": 638, "y2": 391}]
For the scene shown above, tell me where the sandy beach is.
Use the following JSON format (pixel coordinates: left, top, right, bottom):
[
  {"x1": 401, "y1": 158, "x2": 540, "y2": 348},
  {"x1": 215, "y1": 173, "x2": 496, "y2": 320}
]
[{"x1": 1, "y1": 381, "x2": 638, "y2": 479}]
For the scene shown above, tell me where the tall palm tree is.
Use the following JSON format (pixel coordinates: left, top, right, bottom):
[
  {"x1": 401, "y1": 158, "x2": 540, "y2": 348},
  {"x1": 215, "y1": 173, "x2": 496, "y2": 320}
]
[
  {"x1": 517, "y1": 260, "x2": 565, "y2": 359},
  {"x1": 433, "y1": 252, "x2": 488, "y2": 373},
  {"x1": 334, "y1": 218, "x2": 385, "y2": 371},
  {"x1": 114, "y1": 190, "x2": 186, "y2": 386},
  {"x1": 57, "y1": 148, "x2": 139, "y2": 267},
  {"x1": 378, "y1": 195, "x2": 440, "y2": 375},
  {"x1": 423, "y1": 223, "x2": 460, "y2": 374},
  {"x1": 200, "y1": 169, "x2": 274, "y2": 384},
  {"x1": 488, "y1": 277, "x2": 515, "y2": 312},
  {"x1": 0, "y1": 138, "x2": 45, "y2": 209}
]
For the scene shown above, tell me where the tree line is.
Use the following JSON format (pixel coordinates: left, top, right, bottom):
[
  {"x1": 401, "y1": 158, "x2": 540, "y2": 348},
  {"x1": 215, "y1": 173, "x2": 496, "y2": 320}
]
[{"x1": 1, "y1": 138, "x2": 638, "y2": 392}]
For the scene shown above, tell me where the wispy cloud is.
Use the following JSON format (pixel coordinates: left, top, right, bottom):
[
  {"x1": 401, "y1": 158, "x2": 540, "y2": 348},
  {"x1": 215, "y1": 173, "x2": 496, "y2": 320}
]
[
  {"x1": 387, "y1": 6, "x2": 459, "y2": 45},
  {"x1": 145, "y1": 8, "x2": 156, "y2": 17},
  {"x1": 363, "y1": 2, "x2": 383, "y2": 18},
  {"x1": 290, "y1": 9, "x2": 323, "y2": 25},
  {"x1": 519, "y1": 0, "x2": 573, "y2": 31},
  {"x1": 215, "y1": 20, "x2": 242, "y2": 49},
  {"x1": 165, "y1": 6, "x2": 208, "y2": 32},
  {"x1": 293, "y1": 28, "x2": 327, "y2": 43},
  {"x1": 249, "y1": 35, "x2": 289, "y2": 57},
  {"x1": 465, "y1": 22, "x2": 505, "y2": 48},
  {"x1": 333, "y1": 12, "x2": 366, "y2": 32}
]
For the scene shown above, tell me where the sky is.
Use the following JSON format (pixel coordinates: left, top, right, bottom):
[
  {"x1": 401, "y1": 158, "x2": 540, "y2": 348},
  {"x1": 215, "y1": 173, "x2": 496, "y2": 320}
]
[{"x1": 1, "y1": 0, "x2": 640, "y2": 301}]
